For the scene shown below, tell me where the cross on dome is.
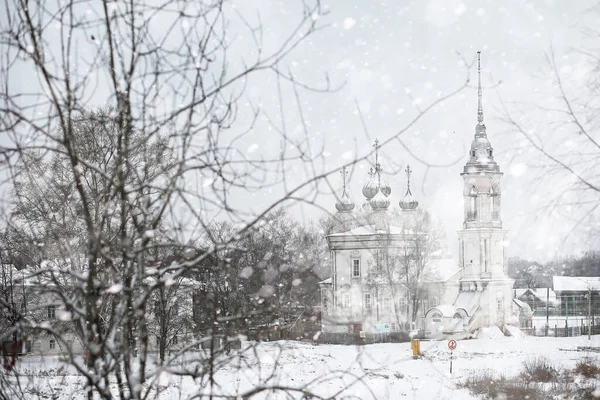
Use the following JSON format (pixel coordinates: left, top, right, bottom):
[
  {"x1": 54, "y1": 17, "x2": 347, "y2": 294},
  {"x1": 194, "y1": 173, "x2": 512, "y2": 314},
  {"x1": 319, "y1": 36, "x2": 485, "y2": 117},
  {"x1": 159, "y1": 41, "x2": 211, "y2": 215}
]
[
  {"x1": 335, "y1": 165, "x2": 355, "y2": 212},
  {"x1": 399, "y1": 164, "x2": 418, "y2": 210},
  {"x1": 340, "y1": 166, "x2": 348, "y2": 194}
]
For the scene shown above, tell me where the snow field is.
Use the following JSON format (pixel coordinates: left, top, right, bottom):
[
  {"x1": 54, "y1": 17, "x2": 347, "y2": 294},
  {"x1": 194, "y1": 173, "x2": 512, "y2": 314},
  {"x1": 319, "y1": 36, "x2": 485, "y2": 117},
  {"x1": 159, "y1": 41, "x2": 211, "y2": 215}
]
[{"x1": 6, "y1": 334, "x2": 600, "y2": 399}]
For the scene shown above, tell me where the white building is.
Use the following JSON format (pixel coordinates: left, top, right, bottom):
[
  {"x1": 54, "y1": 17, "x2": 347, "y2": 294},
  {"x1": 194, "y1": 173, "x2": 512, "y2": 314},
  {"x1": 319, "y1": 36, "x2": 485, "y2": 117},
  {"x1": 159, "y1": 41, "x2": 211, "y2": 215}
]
[
  {"x1": 319, "y1": 141, "x2": 445, "y2": 334},
  {"x1": 424, "y1": 52, "x2": 514, "y2": 338},
  {"x1": 0, "y1": 261, "x2": 197, "y2": 356},
  {"x1": 321, "y1": 52, "x2": 515, "y2": 338}
]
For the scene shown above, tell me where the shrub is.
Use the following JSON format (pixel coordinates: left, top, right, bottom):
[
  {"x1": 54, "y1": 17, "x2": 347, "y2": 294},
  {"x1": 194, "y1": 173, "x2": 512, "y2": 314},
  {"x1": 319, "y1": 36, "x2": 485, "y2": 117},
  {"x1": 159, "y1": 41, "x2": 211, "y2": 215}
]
[
  {"x1": 459, "y1": 369, "x2": 543, "y2": 400},
  {"x1": 459, "y1": 369, "x2": 503, "y2": 398},
  {"x1": 521, "y1": 357, "x2": 557, "y2": 382},
  {"x1": 575, "y1": 358, "x2": 600, "y2": 378}
]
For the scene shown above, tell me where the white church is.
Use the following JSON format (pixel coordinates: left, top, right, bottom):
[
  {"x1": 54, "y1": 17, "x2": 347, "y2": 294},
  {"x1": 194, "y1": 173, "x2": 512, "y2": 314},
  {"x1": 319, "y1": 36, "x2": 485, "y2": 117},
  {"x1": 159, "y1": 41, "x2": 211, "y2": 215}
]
[{"x1": 320, "y1": 53, "x2": 516, "y2": 338}]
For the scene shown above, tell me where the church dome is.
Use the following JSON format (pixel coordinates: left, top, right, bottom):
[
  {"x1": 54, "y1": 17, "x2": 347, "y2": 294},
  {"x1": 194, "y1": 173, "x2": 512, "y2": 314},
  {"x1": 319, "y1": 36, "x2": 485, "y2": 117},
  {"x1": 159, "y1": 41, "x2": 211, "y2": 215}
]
[
  {"x1": 335, "y1": 166, "x2": 355, "y2": 213},
  {"x1": 399, "y1": 191, "x2": 418, "y2": 210},
  {"x1": 399, "y1": 164, "x2": 418, "y2": 210},
  {"x1": 465, "y1": 136, "x2": 499, "y2": 172},
  {"x1": 335, "y1": 190, "x2": 355, "y2": 212},
  {"x1": 362, "y1": 200, "x2": 372, "y2": 212},
  {"x1": 379, "y1": 175, "x2": 391, "y2": 197},
  {"x1": 370, "y1": 190, "x2": 390, "y2": 211},
  {"x1": 362, "y1": 174, "x2": 379, "y2": 200}
]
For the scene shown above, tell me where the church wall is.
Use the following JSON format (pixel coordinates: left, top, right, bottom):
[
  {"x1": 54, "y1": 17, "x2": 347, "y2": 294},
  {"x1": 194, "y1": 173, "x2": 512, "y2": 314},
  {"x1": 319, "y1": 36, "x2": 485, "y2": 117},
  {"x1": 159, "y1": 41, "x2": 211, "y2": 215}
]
[
  {"x1": 458, "y1": 229, "x2": 508, "y2": 280},
  {"x1": 442, "y1": 281, "x2": 460, "y2": 305},
  {"x1": 322, "y1": 241, "x2": 420, "y2": 333}
]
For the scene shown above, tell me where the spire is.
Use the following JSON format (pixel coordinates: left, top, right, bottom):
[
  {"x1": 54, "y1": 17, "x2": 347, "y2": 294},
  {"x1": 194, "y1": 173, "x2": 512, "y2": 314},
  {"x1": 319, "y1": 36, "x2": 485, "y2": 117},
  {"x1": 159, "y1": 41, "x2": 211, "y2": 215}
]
[
  {"x1": 464, "y1": 51, "x2": 499, "y2": 173},
  {"x1": 475, "y1": 51, "x2": 486, "y2": 138},
  {"x1": 477, "y1": 51, "x2": 483, "y2": 125}
]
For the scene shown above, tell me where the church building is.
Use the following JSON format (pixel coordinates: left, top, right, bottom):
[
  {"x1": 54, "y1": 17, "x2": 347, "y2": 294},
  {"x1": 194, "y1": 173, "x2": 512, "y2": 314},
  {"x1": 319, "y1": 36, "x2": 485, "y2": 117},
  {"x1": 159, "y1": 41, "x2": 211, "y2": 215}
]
[{"x1": 320, "y1": 52, "x2": 515, "y2": 338}]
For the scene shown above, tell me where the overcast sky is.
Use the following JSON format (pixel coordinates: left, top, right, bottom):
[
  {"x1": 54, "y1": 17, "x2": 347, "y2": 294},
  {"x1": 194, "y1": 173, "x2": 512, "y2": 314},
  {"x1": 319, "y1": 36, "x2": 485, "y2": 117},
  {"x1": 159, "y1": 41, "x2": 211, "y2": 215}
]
[
  {"x1": 5, "y1": 0, "x2": 598, "y2": 262},
  {"x1": 228, "y1": 0, "x2": 599, "y2": 262}
]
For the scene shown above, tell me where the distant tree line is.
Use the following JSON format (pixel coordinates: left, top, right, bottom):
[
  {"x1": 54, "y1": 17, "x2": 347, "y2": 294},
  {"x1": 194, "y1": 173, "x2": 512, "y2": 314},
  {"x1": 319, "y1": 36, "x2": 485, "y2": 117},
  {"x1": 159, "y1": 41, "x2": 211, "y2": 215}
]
[{"x1": 509, "y1": 252, "x2": 600, "y2": 288}]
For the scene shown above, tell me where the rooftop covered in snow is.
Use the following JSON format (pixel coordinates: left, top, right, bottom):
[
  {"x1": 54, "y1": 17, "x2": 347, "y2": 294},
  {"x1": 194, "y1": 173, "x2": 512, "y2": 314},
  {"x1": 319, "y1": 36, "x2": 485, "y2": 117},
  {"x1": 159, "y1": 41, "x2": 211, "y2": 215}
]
[
  {"x1": 553, "y1": 276, "x2": 600, "y2": 292},
  {"x1": 327, "y1": 224, "x2": 424, "y2": 237}
]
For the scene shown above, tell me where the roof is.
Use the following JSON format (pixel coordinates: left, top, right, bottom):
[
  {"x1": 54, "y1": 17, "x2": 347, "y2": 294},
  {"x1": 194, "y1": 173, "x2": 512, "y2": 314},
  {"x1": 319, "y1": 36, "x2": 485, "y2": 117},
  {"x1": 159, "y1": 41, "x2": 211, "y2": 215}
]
[
  {"x1": 328, "y1": 224, "x2": 419, "y2": 237},
  {"x1": 427, "y1": 258, "x2": 461, "y2": 282},
  {"x1": 425, "y1": 304, "x2": 457, "y2": 318},
  {"x1": 515, "y1": 288, "x2": 557, "y2": 302},
  {"x1": 0, "y1": 264, "x2": 39, "y2": 286},
  {"x1": 513, "y1": 298, "x2": 532, "y2": 313},
  {"x1": 553, "y1": 276, "x2": 600, "y2": 292},
  {"x1": 454, "y1": 291, "x2": 481, "y2": 317}
]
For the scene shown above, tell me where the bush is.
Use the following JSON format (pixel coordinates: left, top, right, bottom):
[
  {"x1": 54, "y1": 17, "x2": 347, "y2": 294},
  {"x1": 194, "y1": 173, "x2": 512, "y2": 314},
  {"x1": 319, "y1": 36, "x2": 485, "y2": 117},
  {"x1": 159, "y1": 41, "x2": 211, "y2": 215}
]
[
  {"x1": 521, "y1": 357, "x2": 557, "y2": 382},
  {"x1": 459, "y1": 369, "x2": 543, "y2": 400},
  {"x1": 575, "y1": 358, "x2": 600, "y2": 378}
]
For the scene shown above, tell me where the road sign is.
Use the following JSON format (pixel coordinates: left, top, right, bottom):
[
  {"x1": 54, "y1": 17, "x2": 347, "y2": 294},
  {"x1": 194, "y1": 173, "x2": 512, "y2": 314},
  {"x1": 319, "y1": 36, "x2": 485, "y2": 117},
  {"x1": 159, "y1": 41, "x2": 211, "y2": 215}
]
[{"x1": 448, "y1": 339, "x2": 457, "y2": 374}]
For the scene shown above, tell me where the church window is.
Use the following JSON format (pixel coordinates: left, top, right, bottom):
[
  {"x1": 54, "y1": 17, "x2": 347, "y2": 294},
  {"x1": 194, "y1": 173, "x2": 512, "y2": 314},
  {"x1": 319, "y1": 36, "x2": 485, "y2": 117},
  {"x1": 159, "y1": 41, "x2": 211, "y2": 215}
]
[
  {"x1": 484, "y1": 239, "x2": 488, "y2": 272},
  {"x1": 47, "y1": 305, "x2": 56, "y2": 320},
  {"x1": 488, "y1": 148, "x2": 493, "y2": 157},
  {"x1": 430, "y1": 312, "x2": 442, "y2": 319},
  {"x1": 352, "y1": 259, "x2": 361, "y2": 277},
  {"x1": 399, "y1": 297, "x2": 407, "y2": 311},
  {"x1": 383, "y1": 297, "x2": 392, "y2": 309},
  {"x1": 363, "y1": 293, "x2": 372, "y2": 310},
  {"x1": 453, "y1": 312, "x2": 463, "y2": 319},
  {"x1": 342, "y1": 293, "x2": 350, "y2": 309},
  {"x1": 468, "y1": 185, "x2": 477, "y2": 220}
]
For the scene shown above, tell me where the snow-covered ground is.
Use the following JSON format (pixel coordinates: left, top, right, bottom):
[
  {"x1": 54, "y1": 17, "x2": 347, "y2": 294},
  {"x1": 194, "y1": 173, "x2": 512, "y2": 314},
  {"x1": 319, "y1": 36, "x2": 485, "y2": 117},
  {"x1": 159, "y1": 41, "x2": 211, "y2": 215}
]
[{"x1": 8, "y1": 332, "x2": 600, "y2": 399}]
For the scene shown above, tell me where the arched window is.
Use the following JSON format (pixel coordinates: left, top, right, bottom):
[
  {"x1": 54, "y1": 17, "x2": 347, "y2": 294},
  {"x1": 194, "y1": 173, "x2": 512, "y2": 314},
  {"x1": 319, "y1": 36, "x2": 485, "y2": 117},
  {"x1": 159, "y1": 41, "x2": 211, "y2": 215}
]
[
  {"x1": 453, "y1": 312, "x2": 463, "y2": 319},
  {"x1": 469, "y1": 186, "x2": 477, "y2": 220},
  {"x1": 431, "y1": 312, "x2": 442, "y2": 319}
]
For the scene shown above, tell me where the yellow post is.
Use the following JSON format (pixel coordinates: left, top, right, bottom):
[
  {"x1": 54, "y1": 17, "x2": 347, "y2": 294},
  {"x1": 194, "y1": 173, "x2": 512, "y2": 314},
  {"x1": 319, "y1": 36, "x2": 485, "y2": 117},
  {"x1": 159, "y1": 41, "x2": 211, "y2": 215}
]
[{"x1": 411, "y1": 339, "x2": 421, "y2": 357}]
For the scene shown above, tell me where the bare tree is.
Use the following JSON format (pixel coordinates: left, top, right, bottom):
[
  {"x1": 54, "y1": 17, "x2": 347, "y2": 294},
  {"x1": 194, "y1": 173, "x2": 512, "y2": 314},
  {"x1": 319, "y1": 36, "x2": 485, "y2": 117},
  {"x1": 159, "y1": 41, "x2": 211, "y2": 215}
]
[
  {"x1": 0, "y1": 0, "x2": 471, "y2": 397},
  {"x1": 148, "y1": 256, "x2": 196, "y2": 363},
  {"x1": 199, "y1": 211, "x2": 324, "y2": 339},
  {"x1": 501, "y1": 19, "x2": 600, "y2": 241},
  {"x1": 367, "y1": 209, "x2": 444, "y2": 330}
]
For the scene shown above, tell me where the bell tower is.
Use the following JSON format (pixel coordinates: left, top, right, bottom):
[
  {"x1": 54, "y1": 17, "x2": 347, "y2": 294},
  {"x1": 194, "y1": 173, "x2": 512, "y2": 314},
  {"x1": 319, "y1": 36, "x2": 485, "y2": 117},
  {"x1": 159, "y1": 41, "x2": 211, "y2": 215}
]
[{"x1": 456, "y1": 52, "x2": 513, "y2": 327}]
